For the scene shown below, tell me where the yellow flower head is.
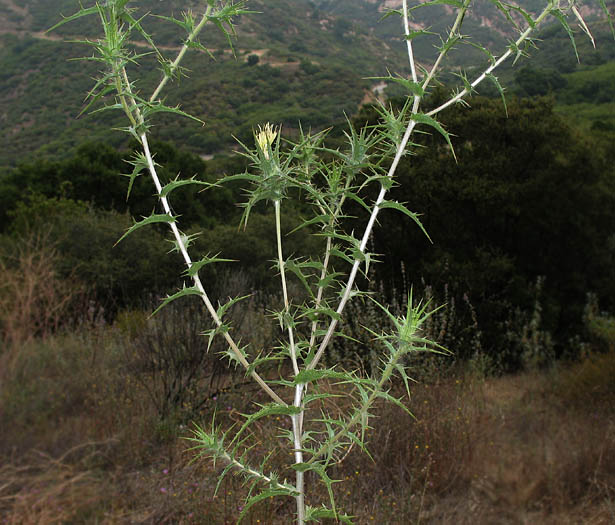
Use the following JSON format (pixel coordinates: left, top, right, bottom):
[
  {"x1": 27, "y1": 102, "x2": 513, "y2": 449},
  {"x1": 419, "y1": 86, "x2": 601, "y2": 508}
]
[{"x1": 256, "y1": 123, "x2": 277, "y2": 159}]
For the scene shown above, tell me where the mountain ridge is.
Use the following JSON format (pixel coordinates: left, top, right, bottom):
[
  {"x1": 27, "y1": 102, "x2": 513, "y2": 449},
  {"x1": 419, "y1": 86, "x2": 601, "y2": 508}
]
[{"x1": 1, "y1": 0, "x2": 614, "y2": 168}]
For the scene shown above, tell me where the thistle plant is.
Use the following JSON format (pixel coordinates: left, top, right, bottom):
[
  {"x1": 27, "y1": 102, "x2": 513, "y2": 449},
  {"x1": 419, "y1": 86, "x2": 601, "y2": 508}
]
[{"x1": 52, "y1": 0, "x2": 611, "y2": 522}]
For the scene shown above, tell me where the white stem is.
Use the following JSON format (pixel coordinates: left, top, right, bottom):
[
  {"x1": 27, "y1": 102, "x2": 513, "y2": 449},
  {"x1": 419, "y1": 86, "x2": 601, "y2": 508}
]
[
  {"x1": 307, "y1": 118, "x2": 418, "y2": 371},
  {"x1": 150, "y1": 8, "x2": 212, "y2": 103},
  {"x1": 427, "y1": 4, "x2": 553, "y2": 117},
  {"x1": 275, "y1": 200, "x2": 299, "y2": 376},
  {"x1": 292, "y1": 382, "x2": 306, "y2": 525},
  {"x1": 306, "y1": 0, "x2": 552, "y2": 372},
  {"x1": 138, "y1": 134, "x2": 286, "y2": 406},
  {"x1": 402, "y1": 0, "x2": 418, "y2": 83}
]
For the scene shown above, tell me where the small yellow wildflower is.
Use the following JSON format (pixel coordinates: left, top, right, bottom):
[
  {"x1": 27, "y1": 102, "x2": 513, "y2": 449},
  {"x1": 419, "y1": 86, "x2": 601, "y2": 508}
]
[{"x1": 256, "y1": 123, "x2": 277, "y2": 159}]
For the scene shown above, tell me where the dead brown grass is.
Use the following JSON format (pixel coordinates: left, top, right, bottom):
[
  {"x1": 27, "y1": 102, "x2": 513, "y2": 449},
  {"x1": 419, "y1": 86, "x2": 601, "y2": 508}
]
[
  {"x1": 1, "y1": 323, "x2": 614, "y2": 524},
  {"x1": 0, "y1": 232, "x2": 85, "y2": 381}
]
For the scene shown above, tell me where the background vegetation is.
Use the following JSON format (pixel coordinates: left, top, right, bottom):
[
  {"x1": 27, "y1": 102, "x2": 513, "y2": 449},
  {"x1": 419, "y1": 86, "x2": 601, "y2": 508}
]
[{"x1": 1, "y1": 0, "x2": 614, "y2": 522}]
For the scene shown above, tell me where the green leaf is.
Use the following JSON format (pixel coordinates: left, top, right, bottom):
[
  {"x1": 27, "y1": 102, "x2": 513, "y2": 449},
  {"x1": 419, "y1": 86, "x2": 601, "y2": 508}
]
[
  {"x1": 438, "y1": 34, "x2": 462, "y2": 56},
  {"x1": 160, "y1": 176, "x2": 217, "y2": 198},
  {"x1": 411, "y1": 113, "x2": 456, "y2": 161},
  {"x1": 404, "y1": 28, "x2": 438, "y2": 40},
  {"x1": 114, "y1": 213, "x2": 175, "y2": 246},
  {"x1": 367, "y1": 74, "x2": 424, "y2": 98},
  {"x1": 138, "y1": 99, "x2": 205, "y2": 125},
  {"x1": 379, "y1": 389, "x2": 413, "y2": 415},
  {"x1": 507, "y1": 3, "x2": 535, "y2": 29},
  {"x1": 310, "y1": 464, "x2": 342, "y2": 519},
  {"x1": 550, "y1": 8, "x2": 579, "y2": 62},
  {"x1": 216, "y1": 294, "x2": 251, "y2": 322},
  {"x1": 285, "y1": 258, "x2": 317, "y2": 298},
  {"x1": 378, "y1": 200, "x2": 432, "y2": 242},
  {"x1": 305, "y1": 505, "x2": 354, "y2": 524},
  {"x1": 122, "y1": 152, "x2": 149, "y2": 200},
  {"x1": 151, "y1": 285, "x2": 202, "y2": 317},
  {"x1": 233, "y1": 402, "x2": 302, "y2": 445},
  {"x1": 238, "y1": 489, "x2": 295, "y2": 523},
  {"x1": 409, "y1": 0, "x2": 464, "y2": 11},
  {"x1": 598, "y1": 0, "x2": 615, "y2": 37},
  {"x1": 294, "y1": 369, "x2": 353, "y2": 386},
  {"x1": 466, "y1": 41, "x2": 496, "y2": 66},
  {"x1": 485, "y1": 73, "x2": 507, "y2": 117},
  {"x1": 47, "y1": 6, "x2": 99, "y2": 33},
  {"x1": 186, "y1": 253, "x2": 236, "y2": 277}
]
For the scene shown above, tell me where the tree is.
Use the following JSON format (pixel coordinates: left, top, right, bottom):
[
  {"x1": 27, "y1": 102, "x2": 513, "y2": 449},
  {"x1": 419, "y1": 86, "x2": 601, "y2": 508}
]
[{"x1": 372, "y1": 96, "x2": 615, "y2": 361}]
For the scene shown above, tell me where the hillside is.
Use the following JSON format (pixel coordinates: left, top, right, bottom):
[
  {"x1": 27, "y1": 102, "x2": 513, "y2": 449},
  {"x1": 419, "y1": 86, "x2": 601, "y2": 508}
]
[
  {"x1": 1, "y1": 0, "x2": 614, "y2": 168},
  {"x1": 0, "y1": 0, "x2": 410, "y2": 168}
]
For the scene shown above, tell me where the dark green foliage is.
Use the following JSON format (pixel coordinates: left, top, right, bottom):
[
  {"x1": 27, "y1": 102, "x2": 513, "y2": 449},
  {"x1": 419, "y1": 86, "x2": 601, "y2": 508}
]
[
  {"x1": 0, "y1": 0, "x2": 410, "y2": 169},
  {"x1": 0, "y1": 141, "x2": 235, "y2": 232},
  {"x1": 514, "y1": 66, "x2": 567, "y2": 97},
  {"x1": 366, "y1": 96, "x2": 615, "y2": 363},
  {"x1": 5, "y1": 193, "x2": 183, "y2": 310}
]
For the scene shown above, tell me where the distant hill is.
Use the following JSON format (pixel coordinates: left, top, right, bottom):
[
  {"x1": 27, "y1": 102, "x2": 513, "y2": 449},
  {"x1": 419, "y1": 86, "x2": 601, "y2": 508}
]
[
  {"x1": 1, "y1": 0, "x2": 614, "y2": 168},
  {"x1": 0, "y1": 0, "x2": 409, "y2": 168}
]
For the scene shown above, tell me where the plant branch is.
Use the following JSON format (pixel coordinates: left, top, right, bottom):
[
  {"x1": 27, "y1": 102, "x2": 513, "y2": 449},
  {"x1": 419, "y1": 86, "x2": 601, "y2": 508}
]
[
  {"x1": 421, "y1": 0, "x2": 472, "y2": 92},
  {"x1": 307, "y1": 0, "x2": 554, "y2": 372},
  {"x1": 307, "y1": 117, "x2": 418, "y2": 371},
  {"x1": 275, "y1": 200, "x2": 299, "y2": 376},
  {"x1": 149, "y1": 7, "x2": 212, "y2": 103},
  {"x1": 426, "y1": 3, "x2": 553, "y2": 116},
  {"x1": 116, "y1": 63, "x2": 285, "y2": 406}
]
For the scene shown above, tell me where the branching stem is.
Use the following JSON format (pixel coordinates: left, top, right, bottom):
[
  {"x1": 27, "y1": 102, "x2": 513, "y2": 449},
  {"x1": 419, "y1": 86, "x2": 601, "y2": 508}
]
[
  {"x1": 426, "y1": 4, "x2": 553, "y2": 117},
  {"x1": 114, "y1": 60, "x2": 286, "y2": 406},
  {"x1": 307, "y1": 0, "x2": 553, "y2": 372},
  {"x1": 149, "y1": 8, "x2": 212, "y2": 103}
]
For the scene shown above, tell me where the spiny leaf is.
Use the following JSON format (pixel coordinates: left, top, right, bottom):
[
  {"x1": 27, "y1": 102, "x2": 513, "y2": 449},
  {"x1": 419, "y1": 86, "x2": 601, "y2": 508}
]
[
  {"x1": 404, "y1": 28, "x2": 438, "y2": 40},
  {"x1": 186, "y1": 253, "x2": 236, "y2": 277},
  {"x1": 550, "y1": 8, "x2": 579, "y2": 62},
  {"x1": 310, "y1": 464, "x2": 342, "y2": 519},
  {"x1": 139, "y1": 99, "x2": 204, "y2": 125},
  {"x1": 408, "y1": 0, "x2": 464, "y2": 11},
  {"x1": 367, "y1": 74, "x2": 424, "y2": 98},
  {"x1": 238, "y1": 489, "x2": 296, "y2": 523},
  {"x1": 233, "y1": 403, "x2": 302, "y2": 445},
  {"x1": 114, "y1": 213, "x2": 175, "y2": 246},
  {"x1": 294, "y1": 369, "x2": 353, "y2": 386},
  {"x1": 488, "y1": 0, "x2": 519, "y2": 32},
  {"x1": 151, "y1": 285, "x2": 202, "y2": 317},
  {"x1": 160, "y1": 176, "x2": 217, "y2": 198},
  {"x1": 485, "y1": 73, "x2": 508, "y2": 116},
  {"x1": 167, "y1": 231, "x2": 201, "y2": 254},
  {"x1": 378, "y1": 200, "x2": 432, "y2": 242},
  {"x1": 376, "y1": 390, "x2": 413, "y2": 416},
  {"x1": 438, "y1": 34, "x2": 462, "y2": 56},
  {"x1": 305, "y1": 505, "x2": 354, "y2": 524},
  {"x1": 466, "y1": 41, "x2": 496, "y2": 66},
  {"x1": 216, "y1": 294, "x2": 252, "y2": 321},
  {"x1": 245, "y1": 352, "x2": 284, "y2": 376},
  {"x1": 411, "y1": 113, "x2": 456, "y2": 161},
  {"x1": 122, "y1": 152, "x2": 148, "y2": 200},
  {"x1": 507, "y1": 3, "x2": 535, "y2": 29},
  {"x1": 47, "y1": 6, "x2": 99, "y2": 32}
]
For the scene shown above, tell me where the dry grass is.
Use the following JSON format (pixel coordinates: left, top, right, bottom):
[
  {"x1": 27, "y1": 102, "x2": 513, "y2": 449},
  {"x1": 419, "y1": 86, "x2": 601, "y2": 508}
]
[
  {"x1": 1, "y1": 320, "x2": 614, "y2": 524},
  {"x1": 0, "y1": 232, "x2": 85, "y2": 382}
]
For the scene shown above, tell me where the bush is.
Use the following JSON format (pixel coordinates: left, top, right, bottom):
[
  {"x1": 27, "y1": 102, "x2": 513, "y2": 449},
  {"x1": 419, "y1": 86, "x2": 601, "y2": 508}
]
[{"x1": 0, "y1": 231, "x2": 86, "y2": 366}]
